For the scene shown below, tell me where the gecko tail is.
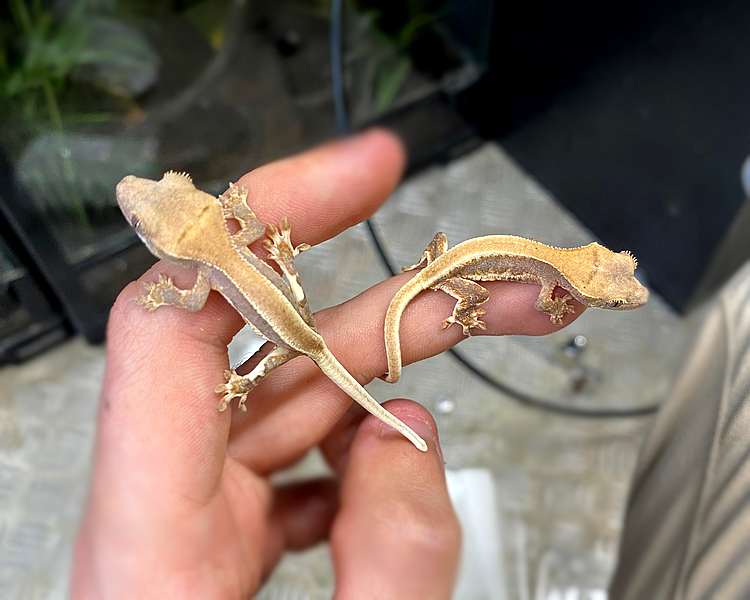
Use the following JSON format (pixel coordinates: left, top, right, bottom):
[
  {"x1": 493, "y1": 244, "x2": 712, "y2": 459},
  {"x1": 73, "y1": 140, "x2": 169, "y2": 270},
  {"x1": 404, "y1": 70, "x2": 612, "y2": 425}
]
[
  {"x1": 314, "y1": 348, "x2": 428, "y2": 452},
  {"x1": 383, "y1": 276, "x2": 425, "y2": 383}
]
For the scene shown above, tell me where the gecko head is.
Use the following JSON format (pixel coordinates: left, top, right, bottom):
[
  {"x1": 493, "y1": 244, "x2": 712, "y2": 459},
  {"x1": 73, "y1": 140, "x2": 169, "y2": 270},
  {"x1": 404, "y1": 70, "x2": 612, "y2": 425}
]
[
  {"x1": 571, "y1": 244, "x2": 649, "y2": 310},
  {"x1": 116, "y1": 171, "x2": 214, "y2": 259}
]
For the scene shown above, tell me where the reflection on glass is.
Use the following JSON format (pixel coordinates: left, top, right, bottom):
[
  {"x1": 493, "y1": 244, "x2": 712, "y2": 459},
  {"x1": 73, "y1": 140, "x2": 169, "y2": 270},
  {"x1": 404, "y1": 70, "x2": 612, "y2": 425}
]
[
  {"x1": 0, "y1": 0, "x2": 482, "y2": 341},
  {"x1": 1, "y1": 0, "x2": 164, "y2": 262}
]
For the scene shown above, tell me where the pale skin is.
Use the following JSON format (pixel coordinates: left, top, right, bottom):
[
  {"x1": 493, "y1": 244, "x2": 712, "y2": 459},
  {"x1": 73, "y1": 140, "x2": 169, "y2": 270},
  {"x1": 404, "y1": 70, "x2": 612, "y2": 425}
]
[{"x1": 72, "y1": 130, "x2": 584, "y2": 599}]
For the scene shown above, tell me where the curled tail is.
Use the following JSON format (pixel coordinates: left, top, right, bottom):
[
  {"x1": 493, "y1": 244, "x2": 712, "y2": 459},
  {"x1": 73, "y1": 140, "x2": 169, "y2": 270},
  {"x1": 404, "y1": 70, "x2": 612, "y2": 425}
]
[
  {"x1": 384, "y1": 276, "x2": 427, "y2": 383},
  {"x1": 314, "y1": 347, "x2": 427, "y2": 452}
]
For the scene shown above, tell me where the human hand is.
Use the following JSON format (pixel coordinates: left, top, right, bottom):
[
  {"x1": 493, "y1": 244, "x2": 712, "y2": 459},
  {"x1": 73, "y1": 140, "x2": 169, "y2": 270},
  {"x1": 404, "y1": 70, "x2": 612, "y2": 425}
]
[{"x1": 72, "y1": 130, "x2": 581, "y2": 599}]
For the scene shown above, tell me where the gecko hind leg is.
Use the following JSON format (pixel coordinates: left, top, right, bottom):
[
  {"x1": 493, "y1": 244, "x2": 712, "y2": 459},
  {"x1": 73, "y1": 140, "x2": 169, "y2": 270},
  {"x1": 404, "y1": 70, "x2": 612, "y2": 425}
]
[
  {"x1": 219, "y1": 182, "x2": 266, "y2": 246},
  {"x1": 535, "y1": 280, "x2": 575, "y2": 324},
  {"x1": 216, "y1": 345, "x2": 300, "y2": 412},
  {"x1": 137, "y1": 268, "x2": 211, "y2": 312},
  {"x1": 434, "y1": 276, "x2": 490, "y2": 335},
  {"x1": 402, "y1": 232, "x2": 448, "y2": 272},
  {"x1": 263, "y1": 217, "x2": 313, "y2": 324}
]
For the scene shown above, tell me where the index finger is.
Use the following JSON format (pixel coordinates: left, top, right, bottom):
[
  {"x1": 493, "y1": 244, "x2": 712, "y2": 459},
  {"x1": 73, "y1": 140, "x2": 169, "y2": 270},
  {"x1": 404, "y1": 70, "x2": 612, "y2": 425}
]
[{"x1": 238, "y1": 128, "x2": 406, "y2": 246}]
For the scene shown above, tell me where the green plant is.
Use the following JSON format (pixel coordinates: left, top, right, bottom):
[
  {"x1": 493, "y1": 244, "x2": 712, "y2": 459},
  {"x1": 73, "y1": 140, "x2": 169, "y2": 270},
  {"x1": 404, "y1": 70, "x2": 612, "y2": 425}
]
[
  {"x1": 0, "y1": 0, "x2": 156, "y2": 228},
  {"x1": 4, "y1": 1, "x2": 90, "y2": 131},
  {"x1": 352, "y1": 1, "x2": 442, "y2": 113}
]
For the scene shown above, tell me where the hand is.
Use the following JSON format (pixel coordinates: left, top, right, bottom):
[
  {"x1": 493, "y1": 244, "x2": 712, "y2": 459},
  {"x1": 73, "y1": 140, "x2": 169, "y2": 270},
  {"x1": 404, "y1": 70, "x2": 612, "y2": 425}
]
[{"x1": 72, "y1": 130, "x2": 581, "y2": 599}]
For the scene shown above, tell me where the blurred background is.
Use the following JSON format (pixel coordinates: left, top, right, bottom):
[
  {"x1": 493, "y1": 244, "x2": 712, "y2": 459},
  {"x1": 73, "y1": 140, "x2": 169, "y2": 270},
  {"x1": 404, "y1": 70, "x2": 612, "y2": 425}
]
[{"x1": 1, "y1": 0, "x2": 749, "y2": 598}]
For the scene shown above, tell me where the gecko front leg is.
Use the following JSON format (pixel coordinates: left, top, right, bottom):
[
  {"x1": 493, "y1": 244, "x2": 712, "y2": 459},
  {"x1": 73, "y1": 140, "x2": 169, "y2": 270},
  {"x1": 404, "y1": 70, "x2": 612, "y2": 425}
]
[
  {"x1": 219, "y1": 182, "x2": 266, "y2": 246},
  {"x1": 216, "y1": 345, "x2": 299, "y2": 411},
  {"x1": 264, "y1": 217, "x2": 312, "y2": 322},
  {"x1": 535, "y1": 280, "x2": 575, "y2": 324},
  {"x1": 138, "y1": 267, "x2": 211, "y2": 312},
  {"x1": 434, "y1": 276, "x2": 490, "y2": 335}
]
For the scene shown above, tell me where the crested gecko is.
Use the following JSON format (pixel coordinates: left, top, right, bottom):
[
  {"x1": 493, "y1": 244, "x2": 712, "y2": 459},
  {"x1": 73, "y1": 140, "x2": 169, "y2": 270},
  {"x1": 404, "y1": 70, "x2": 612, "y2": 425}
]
[
  {"x1": 116, "y1": 171, "x2": 428, "y2": 452},
  {"x1": 384, "y1": 232, "x2": 649, "y2": 383}
]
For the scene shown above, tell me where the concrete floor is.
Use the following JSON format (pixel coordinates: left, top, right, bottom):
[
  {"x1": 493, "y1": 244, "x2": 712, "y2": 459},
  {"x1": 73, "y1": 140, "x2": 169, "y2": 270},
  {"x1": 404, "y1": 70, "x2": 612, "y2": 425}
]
[{"x1": 0, "y1": 144, "x2": 693, "y2": 599}]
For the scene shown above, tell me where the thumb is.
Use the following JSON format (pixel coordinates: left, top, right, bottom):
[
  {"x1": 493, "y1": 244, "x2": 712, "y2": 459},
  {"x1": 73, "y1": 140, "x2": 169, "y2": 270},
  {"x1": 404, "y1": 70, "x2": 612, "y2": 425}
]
[{"x1": 330, "y1": 400, "x2": 461, "y2": 599}]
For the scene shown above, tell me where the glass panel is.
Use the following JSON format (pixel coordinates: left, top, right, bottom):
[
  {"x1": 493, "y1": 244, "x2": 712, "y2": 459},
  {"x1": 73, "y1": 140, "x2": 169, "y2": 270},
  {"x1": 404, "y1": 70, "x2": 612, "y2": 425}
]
[{"x1": 1, "y1": 0, "x2": 485, "y2": 268}]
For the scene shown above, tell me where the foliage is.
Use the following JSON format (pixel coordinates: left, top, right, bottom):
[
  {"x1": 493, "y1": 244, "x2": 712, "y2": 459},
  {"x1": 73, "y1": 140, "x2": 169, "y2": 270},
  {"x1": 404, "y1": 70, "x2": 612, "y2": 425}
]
[
  {"x1": 352, "y1": 0, "x2": 442, "y2": 113},
  {"x1": 0, "y1": 0, "x2": 156, "y2": 138},
  {"x1": 0, "y1": 0, "x2": 158, "y2": 230}
]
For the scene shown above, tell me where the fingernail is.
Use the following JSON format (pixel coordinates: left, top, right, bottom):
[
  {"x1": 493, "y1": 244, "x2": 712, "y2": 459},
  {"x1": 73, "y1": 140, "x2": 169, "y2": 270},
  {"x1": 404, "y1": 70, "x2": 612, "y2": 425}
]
[{"x1": 402, "y1": 413, "x2": 436, "y2": 441}]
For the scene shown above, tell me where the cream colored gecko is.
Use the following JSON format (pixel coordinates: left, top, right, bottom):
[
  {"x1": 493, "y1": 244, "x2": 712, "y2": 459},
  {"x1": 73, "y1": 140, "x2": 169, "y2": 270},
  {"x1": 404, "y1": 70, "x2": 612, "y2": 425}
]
[
  {"x1": 116, "y1": 171, "x2": 428, "y2": 452},
  {"x1": 384, "y1": 232, "x2": 649, "y2": 383}
]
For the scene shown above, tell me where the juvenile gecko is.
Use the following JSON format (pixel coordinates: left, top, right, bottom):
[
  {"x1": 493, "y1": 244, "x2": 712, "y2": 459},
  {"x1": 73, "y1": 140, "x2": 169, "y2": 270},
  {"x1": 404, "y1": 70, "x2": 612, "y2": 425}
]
[
  {"x1": 384, "y1": 232, "x2": 649, "y2": 383},
  {"x1": 116, "y1": 171, "x2": 428, "y2": 451}
]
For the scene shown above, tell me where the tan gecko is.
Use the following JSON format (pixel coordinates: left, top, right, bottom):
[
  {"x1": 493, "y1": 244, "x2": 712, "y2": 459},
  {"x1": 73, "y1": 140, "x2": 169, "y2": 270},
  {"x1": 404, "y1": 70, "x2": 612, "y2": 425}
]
[
  {"x1": 116, "y1": 171, "x2": 428, "y2": 451},
  {"x1": 384, "y1": 232, "x2": 649, "y2": 383}
]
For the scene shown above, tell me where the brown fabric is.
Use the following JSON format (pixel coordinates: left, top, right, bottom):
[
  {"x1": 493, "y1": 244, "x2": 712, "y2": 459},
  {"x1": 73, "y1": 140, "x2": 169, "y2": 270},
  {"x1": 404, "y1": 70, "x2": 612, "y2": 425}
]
[{"x1": 611, "y1": 263, "x2": 750, "y2": 599}]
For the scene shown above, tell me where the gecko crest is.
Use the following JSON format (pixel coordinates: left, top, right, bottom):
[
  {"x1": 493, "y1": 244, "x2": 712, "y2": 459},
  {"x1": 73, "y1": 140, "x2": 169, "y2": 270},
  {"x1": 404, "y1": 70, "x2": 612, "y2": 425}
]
[
  {"x1": 162, "y1": 170, "x2": 193, "y2": 183},
  {"x1": 621, "y1": 250, "x2": 638, "y2": 269}
]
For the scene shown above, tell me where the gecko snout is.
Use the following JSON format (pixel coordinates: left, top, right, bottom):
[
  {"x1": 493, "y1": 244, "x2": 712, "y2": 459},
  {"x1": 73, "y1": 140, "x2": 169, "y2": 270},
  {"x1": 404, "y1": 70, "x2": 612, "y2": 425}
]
[
  {"x1": 115, "y1": 175, "x2": 137, "y2": 201},
  {"x1": 115, "y1": 175, "x2": 147, "y2": 231},
  {"x1": 117, "y1": 174, "x2": 136, "y2": 189}
]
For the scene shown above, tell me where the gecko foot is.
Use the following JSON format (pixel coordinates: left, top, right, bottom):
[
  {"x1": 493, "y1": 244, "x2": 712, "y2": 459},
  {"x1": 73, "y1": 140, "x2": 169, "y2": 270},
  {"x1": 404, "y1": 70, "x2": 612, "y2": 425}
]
[
  {"x1": 137, "y1": 274, "x2": 177, "y2": 311},
  {"x1": 215, "y1": 369, "x2": 255, "y2": 412},
  {"x1": 546, "y1": 294, "x2": 575, "y2": 324},
  {"x1": 219, "y1": 183, "x2": 250, "y2": 221},
  {"x1": 264, "y1": 217, "x2": 310, "y2": 263},
  {"x1": 263, "y1": 217, "x2": 311, "y2": 310},
  {"x1": 442, "y1": 307, "x2": 487, "y2": 336},
  {"x1": 219, "y1": 182, "x2": 266, "y2": 245},
  {"x1": 137, "y1": 270, "x2": 211, "y2": 313},
  {"x1": 434, "y1": 276, "x2": 490, "y2": 336}
]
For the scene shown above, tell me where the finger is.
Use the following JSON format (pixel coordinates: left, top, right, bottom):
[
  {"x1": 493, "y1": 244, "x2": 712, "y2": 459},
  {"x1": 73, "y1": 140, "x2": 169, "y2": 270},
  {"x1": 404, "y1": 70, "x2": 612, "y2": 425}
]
[
  {"x1": 262, "y1": 478, "x2": 339, "y2": 575},
  {"x1": 228, "y1": 274, "x2": 582, "y2": 473},
  {"x1": 97, "y1": 264, "x2": 235, "y2": 507},
  {"x1": 237, "y1": 128, "x2": 405, "y2": 246},
  {"x1": 330, "y1": 400, "x2": 461, "y2": 599},
  {"x1": 95, "y1": 130, "x2": 407, "y2": 502}
]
